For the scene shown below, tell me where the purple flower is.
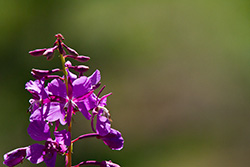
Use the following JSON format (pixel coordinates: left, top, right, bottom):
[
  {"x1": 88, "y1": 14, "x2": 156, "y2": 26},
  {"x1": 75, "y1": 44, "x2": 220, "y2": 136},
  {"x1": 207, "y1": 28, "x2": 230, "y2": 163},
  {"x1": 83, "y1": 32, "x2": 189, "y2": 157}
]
[
  {"x1": 25, "y1": 79, "x2": 49, "y2": 112},
  {"x1": 26, "y1": 120, "x2": 70, "y2": 167},
  {"x1": 3, "y1": 147, "x2": 28, "y2": 167},
  {"x1": 46, "y1": 70, "x2": 101, "y2": 123}
]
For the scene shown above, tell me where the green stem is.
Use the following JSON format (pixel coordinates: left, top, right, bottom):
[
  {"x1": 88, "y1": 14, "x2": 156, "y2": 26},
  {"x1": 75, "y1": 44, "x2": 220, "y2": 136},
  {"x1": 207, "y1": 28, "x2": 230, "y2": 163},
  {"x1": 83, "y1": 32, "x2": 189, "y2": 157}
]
[{"x1": 59, "y1": 54, "x2": 72, "y2": 167}]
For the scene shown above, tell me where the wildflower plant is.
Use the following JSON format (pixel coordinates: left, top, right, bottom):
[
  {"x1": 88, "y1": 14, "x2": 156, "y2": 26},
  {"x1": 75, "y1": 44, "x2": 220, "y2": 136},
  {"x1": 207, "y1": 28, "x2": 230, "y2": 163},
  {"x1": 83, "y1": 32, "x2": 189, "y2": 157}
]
[{"x1": 3, "y1": 34, "x2": 124, "y2": 167}]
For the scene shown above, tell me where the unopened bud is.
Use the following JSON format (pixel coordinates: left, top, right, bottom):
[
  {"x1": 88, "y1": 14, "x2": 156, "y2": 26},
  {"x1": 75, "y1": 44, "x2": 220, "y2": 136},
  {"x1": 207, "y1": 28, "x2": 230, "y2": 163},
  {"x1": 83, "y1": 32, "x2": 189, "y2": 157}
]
[
  {"x1": 29, "y1": 48, "x2": 47, "y2": 57},
  {"x1": 63, "y1": 43, "x2": 79, "y2": 56},
  {"x1": 43, "y1": 45, "x2": 58, "y2": 60}
]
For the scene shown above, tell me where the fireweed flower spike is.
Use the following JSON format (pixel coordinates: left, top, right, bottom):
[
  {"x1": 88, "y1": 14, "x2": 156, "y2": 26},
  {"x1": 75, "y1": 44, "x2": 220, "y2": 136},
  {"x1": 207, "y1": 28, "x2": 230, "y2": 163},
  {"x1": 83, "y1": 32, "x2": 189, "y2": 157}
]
[{"x1": 3, "y1": 33, "x2": 124, "y2": 167}]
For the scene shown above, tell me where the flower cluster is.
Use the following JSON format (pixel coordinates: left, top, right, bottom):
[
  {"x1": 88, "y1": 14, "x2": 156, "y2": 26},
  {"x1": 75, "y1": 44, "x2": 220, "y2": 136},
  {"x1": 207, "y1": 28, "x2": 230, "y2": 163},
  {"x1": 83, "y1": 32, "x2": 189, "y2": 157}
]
[{"x1": 3, "y1": 34, "x2": 124, "y2": 167}]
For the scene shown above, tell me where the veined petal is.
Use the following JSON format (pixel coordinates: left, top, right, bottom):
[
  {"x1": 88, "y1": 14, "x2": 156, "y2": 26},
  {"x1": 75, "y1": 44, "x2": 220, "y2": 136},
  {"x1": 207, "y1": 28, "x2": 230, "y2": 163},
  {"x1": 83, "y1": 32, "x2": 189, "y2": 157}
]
[
  {"x1": 100, "y1": 128, "x2": 124, "y2": 150},
  {"x1": 72, "y1": 76, "x2": 91, "y2": 99},
  {"x1": 96, "y1": 109, "x2": 111, "y2": 136},
  {"x1": 27, "y1": 120, "x2": 51, "y2": 141},
  {"x1": 47, "y1": 79, "x2": 67, "y2": 98},
  {"x1": 44, "y1": 102, "x2": 67, "y2": 125},
  {"x1": 3, "y1": 147, "x2": 28, "y2": 167},
  {"x1": 26, "y1": 144, "x2": 45, "y2": 164},
  {"x1": 88, "y1": 69, "x2": 101, "y2": 86},
  {"x1": 44, "y1": 151, "x2": 57, "y2": 167},
  {"x1": 54, "y1": 130, "x2": 71, "y2": 146}
]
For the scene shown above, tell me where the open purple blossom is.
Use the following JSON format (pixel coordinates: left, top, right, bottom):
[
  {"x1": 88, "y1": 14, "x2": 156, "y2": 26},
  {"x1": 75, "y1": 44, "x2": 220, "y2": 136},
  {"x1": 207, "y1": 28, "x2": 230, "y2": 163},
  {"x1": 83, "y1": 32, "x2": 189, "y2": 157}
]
[{"x1": 26, "y1": 120, "x2": 70, "y2": 167}]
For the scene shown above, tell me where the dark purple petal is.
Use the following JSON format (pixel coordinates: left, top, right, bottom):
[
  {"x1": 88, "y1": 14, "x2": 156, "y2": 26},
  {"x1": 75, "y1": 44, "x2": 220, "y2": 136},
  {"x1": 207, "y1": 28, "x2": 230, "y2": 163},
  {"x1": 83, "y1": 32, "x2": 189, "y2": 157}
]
[
  {"x1": 63, "y1": 43, "x2": 79, "y2": 56},
  {"x1": 100, "y1": 128, "x2": 124, "y2": 150},
  {"x1": 54, "y1": 130, "x2": 71, "y2": 146},
  {"x1": 26, "y1": 144, "x2": 45, "y2": 164},
  {"x1": 88, "y1": 70, "x2": 101, "y2": 86},
  {"x1": 27, "y1": 120, "x2": 51, "y2": 141},
  {"x1": 96, "y1": 109, "x2": 111, "y2": 136},
  {"x1": 44, "y1": 151, "x2": 57, "y2": 167},
  {"x1": 3, "y1": 147, "x2": 28, "y2": 167},
  {"x1": 29, "y1": 48, "x2": 47, "y2": 56},
  {"x1": 47, "y1": 79, "x2": 67, "y2": 99},
  {"x1": 72, "y1": 76, "x2": 91, "y2": 98}
]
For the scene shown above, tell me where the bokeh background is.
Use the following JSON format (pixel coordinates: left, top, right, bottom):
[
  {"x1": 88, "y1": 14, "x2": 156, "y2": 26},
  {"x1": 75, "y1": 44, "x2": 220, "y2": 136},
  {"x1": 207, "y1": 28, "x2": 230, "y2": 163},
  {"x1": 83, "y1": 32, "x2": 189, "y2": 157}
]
[{"x1": 1, "y1": 0, "x2": 250, "y2": 166}]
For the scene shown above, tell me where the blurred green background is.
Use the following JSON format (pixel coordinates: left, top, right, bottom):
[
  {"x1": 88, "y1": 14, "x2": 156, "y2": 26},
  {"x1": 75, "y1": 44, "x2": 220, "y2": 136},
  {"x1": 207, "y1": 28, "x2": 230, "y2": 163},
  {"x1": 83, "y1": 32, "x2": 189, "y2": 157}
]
[{"x1": 1, "y1": 0, "x2": 250, "y2": 166}]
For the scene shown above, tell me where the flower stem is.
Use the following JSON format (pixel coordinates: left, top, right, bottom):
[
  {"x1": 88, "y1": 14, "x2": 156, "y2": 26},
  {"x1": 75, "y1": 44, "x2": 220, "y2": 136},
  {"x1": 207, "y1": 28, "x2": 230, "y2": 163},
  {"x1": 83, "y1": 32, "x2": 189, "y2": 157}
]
[
  {"x1": 59, "y1": 53, "x2": 72, "y2": 167},
  {"x1": 72, "y1": 160, "x2": 104, "y2": 167},
  {"x1": 72, "y1": 133, "x2": 99, "y2": 143}
]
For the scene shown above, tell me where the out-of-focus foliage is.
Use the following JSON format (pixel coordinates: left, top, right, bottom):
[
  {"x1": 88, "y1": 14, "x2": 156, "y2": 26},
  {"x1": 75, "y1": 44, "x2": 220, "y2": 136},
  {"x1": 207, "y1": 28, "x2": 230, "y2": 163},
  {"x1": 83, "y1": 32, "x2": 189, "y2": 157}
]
[{"x1": 1, "y1": 0, "x2": 250, "y2": 166}]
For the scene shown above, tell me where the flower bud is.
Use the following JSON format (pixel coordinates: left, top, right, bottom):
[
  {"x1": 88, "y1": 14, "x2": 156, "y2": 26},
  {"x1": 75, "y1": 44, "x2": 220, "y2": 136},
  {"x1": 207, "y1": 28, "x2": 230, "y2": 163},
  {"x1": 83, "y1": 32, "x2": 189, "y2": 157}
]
[
  {"x1": 31, "y1": 68, "x2": 60, "y2": 79},
  {"x1": 29, "y1": 48, "x2": 47, "y2": 57},
  {"x1": 43, "y1": 45, "x2": 58, "y2": 60},
  {"x1": 65, "y1": 55, "x2": 90, "y2": 62},
  {"x1": 63, "y1": 43, "x2": 79, "y2": 56}
]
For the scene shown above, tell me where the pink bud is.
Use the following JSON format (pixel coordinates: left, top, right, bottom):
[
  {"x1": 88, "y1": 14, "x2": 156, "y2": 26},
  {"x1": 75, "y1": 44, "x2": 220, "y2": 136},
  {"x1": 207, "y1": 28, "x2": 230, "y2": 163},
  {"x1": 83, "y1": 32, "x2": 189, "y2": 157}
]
[
  {"x1": 29, "y1": 48, "x2": 47, "y2": 56},
  {"x1": 43, "y1": 45, "x2": 58, "y2": 60},
  {"x1": 65, "y1": 55, "x2": 90, "y2": 63},
  {"x1": 63, "y1": 43, "x2": 79, "y2": 56}
]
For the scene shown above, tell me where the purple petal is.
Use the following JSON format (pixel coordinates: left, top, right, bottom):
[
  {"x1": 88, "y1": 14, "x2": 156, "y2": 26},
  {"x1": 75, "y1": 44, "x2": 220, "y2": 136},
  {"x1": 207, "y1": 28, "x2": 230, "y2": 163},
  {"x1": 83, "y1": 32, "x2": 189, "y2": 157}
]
[
  {"x1": 75, "y1": 101, "x2": 92, "y2": 120},
  {"x1": 44, "y1": 151, "x2": 57, "y2": 167},
  {"x1": 26, "y1": 144, "x2": 45, "y2": 164},
  {"x1": 28, "y1": 120, "x2": 51, "y2": 141},
  {"x1": 67, "y1": 68, "x2": 77, "y2": 81},
  {"x1": 72, "y1": 76, "x2": 91, "y2": 98},
  {"x1": 29, "y1": 103, "x2": 67, "y2": 125},
  {"x1": 29, "y1": 48, "x2": 47, "y2": 56},
  {"x1": 88, "y1": 70, "x2": 101, "y2": 86},
  {"x1": 3, "y1": 147, "x2": 28, "y2": 167},
  {"x1": 43, "y1": 102, "x2": 67, "y2": 125},
  {"x1": 96, "y1": 109, "x2": 111, "y2": 136},
  {"x1": 54, "y1": 130, "x2": 71, "y2": 146},
  {"x1": 25, "y1": 79, "x2": 48, "y2": 100},
  {"x1": 75, "y1": 95, "x2": 97, "y2": 120},
  {"x1": 100, "y1": 128, "x2": 124, "y2": 150},
  {"x1": 47, "y1": 79, "x2": 67, "y2": 99}
]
